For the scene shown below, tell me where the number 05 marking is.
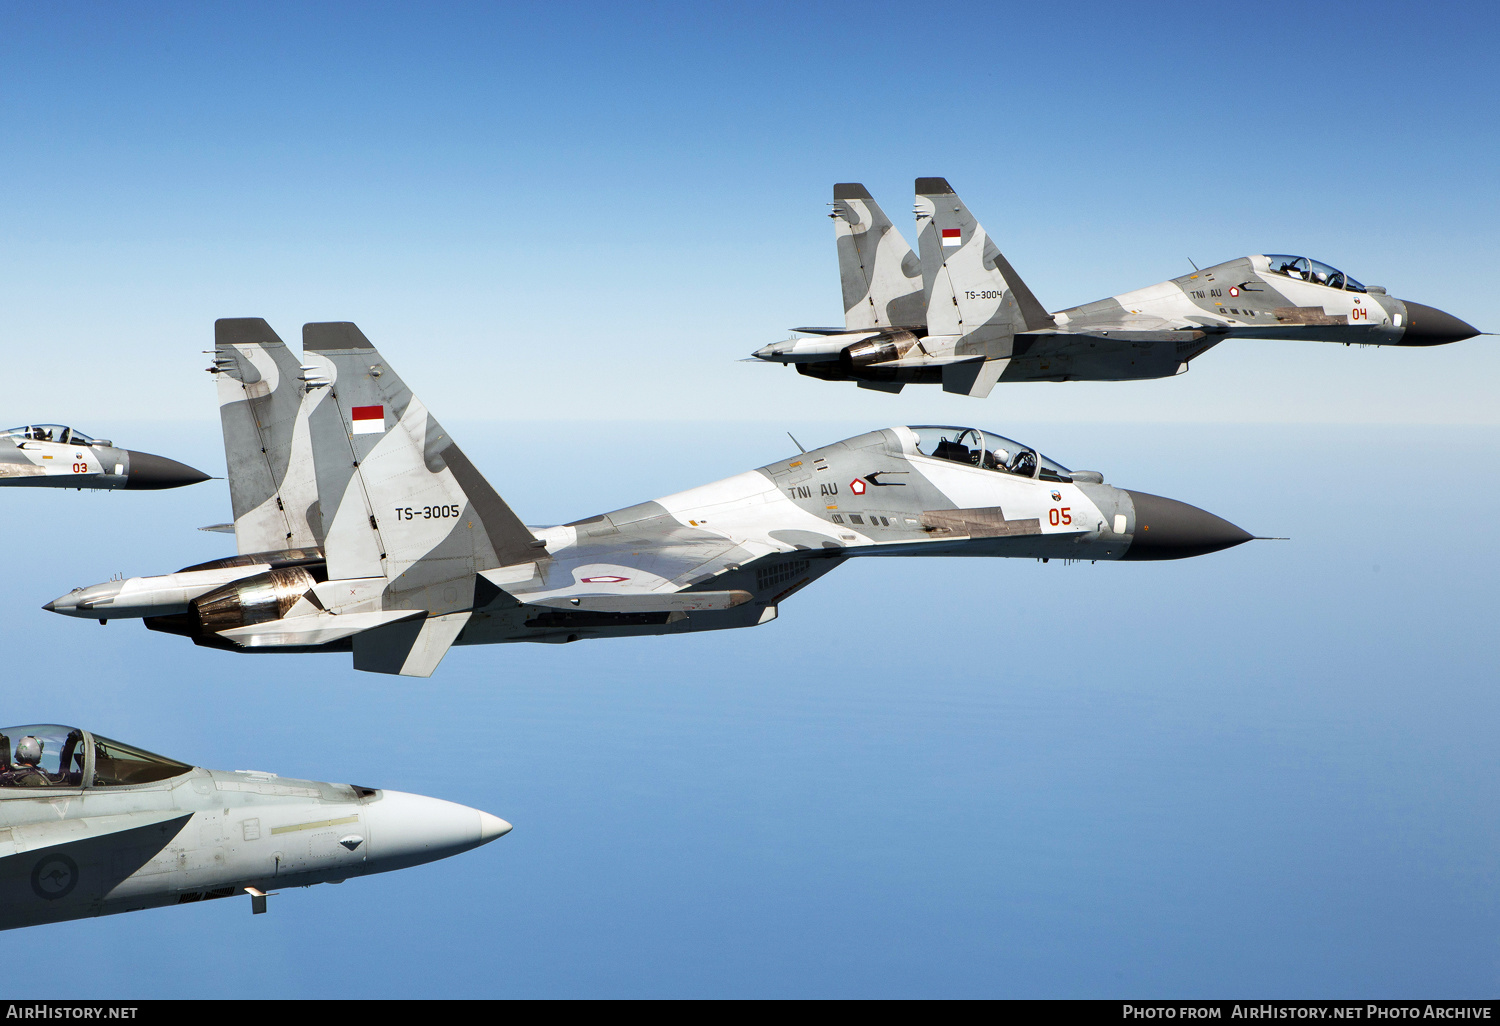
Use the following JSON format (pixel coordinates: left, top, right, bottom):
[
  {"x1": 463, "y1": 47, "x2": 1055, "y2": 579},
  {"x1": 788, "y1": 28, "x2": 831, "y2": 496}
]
[{"x1": 1048, "y1": 507, "x2": 1072, "y2": 526}]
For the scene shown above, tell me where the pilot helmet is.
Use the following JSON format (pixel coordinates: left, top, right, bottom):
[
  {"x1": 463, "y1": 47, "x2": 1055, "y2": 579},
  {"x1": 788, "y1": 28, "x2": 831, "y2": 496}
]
[
  {"x1": 16, "y1": 736, "x2": 43, "y2": 766},
  {"x1": 993, "y1": 448, "x2": 1011, "y2": 465}
]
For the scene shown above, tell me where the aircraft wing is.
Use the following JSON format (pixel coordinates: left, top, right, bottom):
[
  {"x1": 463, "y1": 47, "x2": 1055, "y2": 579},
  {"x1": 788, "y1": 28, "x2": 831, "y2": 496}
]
[
  {"x1": 1015, "y1": 329, "x2": 1208, "y2": 347},
  {"x1": 217, "y1": 609, "x2": 426, "y2": 648},
  {"x1": 518, "y1": 587, "x2": 751, "y2": 613},
  {"x1": 480, "y1": 564, "x2": 752, "y2": 613},
  {"x1": 0, "y1": 810, "x2": 191, "y2": 859}
]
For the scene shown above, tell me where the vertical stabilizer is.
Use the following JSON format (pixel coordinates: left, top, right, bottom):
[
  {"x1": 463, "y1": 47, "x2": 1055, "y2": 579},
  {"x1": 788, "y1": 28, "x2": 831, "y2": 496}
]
[
  {"x1": 302, "y1": 323, "x2": 545, "y2": 619},
  {"x1": 213, "y1": 318, "x2": 323, "y2": 554},
  {"x1": 914, "y1": 177, "x2": 1054, "y2": 344},
  {"x1": 833, "y1": 183, "x2": 925, "y2": 331}
]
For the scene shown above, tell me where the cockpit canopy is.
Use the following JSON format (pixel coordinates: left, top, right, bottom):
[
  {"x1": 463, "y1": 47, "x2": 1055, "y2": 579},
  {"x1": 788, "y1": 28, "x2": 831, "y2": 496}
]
[
  {"x1": 0, "y1": 725, "x2": 191, "y2": 789},
  {"x1": 1, "y1": 425, "x2": 108, "y2": 446},
  {"x1": 901, "y1": 426, "x2": 1073, "y2": 482},
  {"x1": 1262, "y1": 255, "x2": 1366, "y2": 293}
]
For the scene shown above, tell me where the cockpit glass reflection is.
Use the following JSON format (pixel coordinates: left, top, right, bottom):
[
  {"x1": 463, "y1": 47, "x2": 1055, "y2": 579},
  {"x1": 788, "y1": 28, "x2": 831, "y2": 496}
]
[
  {"x1": 0, "y1": 725, "x2": 191, "y2": 788},
  {"x1": 908, "y1": 426, "x2": 1072, "y2": 482},
  {"x1": 0, "y1": 725, "x2": 85, "y2": 787},
  {"x1": 1, "y1": 425, "x2": 99, "y2": 445},
  {"x1": 91, "y1": 735, "x2": 191, "y2": 787},
  {"x1": 1264, "y1": 255, "x2": 1366, "y2": 293}
]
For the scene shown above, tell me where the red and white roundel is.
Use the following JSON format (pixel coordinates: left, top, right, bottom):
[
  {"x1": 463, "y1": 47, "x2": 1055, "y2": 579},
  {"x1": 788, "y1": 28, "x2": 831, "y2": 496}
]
[
  {"x1": 581, "y1": 576, "x2": 629, "y2": 584},
  {"x1": 849, "y1": 479, "x2": 866, "y2": 495},
  {"x1": 1228, "y1": 286, "x2": 1239, "y2": 297}
]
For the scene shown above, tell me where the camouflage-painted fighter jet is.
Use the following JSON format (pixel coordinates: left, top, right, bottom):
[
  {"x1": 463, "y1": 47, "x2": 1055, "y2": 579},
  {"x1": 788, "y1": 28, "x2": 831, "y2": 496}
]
[
  {"x1": 0, "y1": 424, "x2": 208, "y2": 490},
  {"x1": 46, "y1": 319, "x2": 1261, "y2": 676},
  {"x1": 753, "y1": 178, "x2": 1483, "y2": 396},
  {"x1": 0, "y1": 722, "x2": 509, "y2": 931}
]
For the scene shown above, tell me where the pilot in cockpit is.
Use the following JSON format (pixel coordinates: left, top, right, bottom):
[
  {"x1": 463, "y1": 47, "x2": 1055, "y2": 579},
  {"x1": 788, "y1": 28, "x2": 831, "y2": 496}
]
[
  {"x1": 4, "y1": 737, "x2": 50, "y2": 787},
  {"x1": 983, "y1": 446, "x2": 1010, "y2": 471}
]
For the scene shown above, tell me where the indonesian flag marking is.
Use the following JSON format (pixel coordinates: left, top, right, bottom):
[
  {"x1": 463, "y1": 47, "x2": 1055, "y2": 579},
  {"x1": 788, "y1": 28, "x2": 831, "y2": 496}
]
[
  {"x1": 849, "y1": 478, "x2": 866, "y2": 495},
  {"x1": 351, "y1": 405, "x2": 385, "y2": 434},
  {"x1": 941, "y1": 228, "x2": 962, "y2": 247}
]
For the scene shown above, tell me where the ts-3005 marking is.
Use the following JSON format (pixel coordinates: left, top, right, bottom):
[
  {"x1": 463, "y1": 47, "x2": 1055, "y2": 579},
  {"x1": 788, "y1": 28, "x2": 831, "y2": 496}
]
[{"x1": 394, "y1": 505, "x2": 461, "y2": 521}]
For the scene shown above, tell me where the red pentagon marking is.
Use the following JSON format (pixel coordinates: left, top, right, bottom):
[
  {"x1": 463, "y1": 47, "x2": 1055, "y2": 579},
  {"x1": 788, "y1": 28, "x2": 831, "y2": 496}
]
[
  {"x1": 849, "y1": 479, "x2": 867, "y2": 495},
  {"x1": 581, "y1": 576, "x2": 629, "y2": 584}
]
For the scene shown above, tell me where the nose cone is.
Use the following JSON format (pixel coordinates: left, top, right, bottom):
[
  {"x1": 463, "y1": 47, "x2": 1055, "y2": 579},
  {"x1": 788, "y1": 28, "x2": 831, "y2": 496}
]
[
  {"x1": 362, "y1": 789, "x2": 510, "y2": 874},
  {"x1": 123, "y1": 450, "x2": 211, "y2": 490},
  {"x1": 44, "y1": 582, "x2": 120, "y2": 617},
  {"x1": 480, "y1": 812, "x2": 513, "y2": 840},
  {"x1": 1398, "y1": 301, "x2": 1480, "y2": 345},
  {"x1": 1120, "y1": 490, "x2": 1253, "y2": 561}
]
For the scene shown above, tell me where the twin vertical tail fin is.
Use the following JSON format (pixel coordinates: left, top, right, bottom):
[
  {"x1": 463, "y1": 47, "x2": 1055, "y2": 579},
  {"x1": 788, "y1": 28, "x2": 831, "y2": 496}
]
[
  {"x1": 300, "y1": 322, "x2": 544, "y2": 676},
  {"x1": 301, "y1": 322, "x2": 543, "y2": 634},
  {"x1": 213, "y1": 318, "x2": 324, "y2": 555},
  {"x1": 914, "y1": 177, "x2": 1053, "y2": 342},
  {"x1": 832, "y1": 183, "x2": 925, "y2": 331}
]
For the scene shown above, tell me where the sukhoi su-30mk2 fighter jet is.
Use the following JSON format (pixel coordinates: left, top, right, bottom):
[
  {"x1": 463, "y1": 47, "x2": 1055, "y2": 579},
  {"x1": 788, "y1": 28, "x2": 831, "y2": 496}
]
[
  {"x1": 0, "y1": 722, "x2": 509, "y2": 931},
  {"x1": 46, "y1": 319, "x2": 1264, "y2": 677},
  {"x1": 0, "y1": 424, "x2": 209, "y2": 490},
  {"x1": 752, "y1": 178, "x2": 1483, "y2": 396}
]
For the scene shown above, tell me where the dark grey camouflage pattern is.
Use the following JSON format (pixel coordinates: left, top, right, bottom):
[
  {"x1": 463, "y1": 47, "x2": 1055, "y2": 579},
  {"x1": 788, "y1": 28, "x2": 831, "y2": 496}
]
[
  {"x1": 213, "y1": 318, "x2": 323, "y2": 553},
  {"x1": 754, "y1": 179, "x2": 1482, "y2": 394},
  {"x1": 833, "y1": 183, "x2": 924, "y2": 331},
  {"x1": 49, "y1": 327, "x2": 1258, "y2": 676}
]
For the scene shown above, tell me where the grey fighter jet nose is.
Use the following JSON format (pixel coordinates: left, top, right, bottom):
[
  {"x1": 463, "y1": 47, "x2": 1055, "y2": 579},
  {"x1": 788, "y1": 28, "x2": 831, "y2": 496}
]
[
  {"x1": 1120, "y1": 490, "x2": 1253, "y2": 561},
  {"x1": 1398, "y1": 301, "x2": 1480, "y2": 346},
  {"x1": 122, "y1": 450, "x2": 211, "y2": 490},
  {"x1": 362, "y1": 790, "x2": 511, "y2": 870},
  {"x1": 480, "y1": 812, "x2": 513, "y2": 840}
]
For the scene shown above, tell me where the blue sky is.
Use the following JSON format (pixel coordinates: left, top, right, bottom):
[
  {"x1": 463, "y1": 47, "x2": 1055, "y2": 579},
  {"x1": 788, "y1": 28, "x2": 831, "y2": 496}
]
[
  {"x1": 0, "y1": 1, "x2": 1495, "y2": 998},
  {"x1": 1, "y1": 1, "x2": 1495, "y2": 425}
]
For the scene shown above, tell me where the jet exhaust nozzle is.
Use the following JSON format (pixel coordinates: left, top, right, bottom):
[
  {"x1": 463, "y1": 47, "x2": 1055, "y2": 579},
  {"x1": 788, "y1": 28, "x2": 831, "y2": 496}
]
[
  {"x1": 1120, "y1": 490, "x2": 1253, "y2": 560},
  {"x1": 190, "y1": 567, "x2": 320, "y2": 635},
  {"x1": 839, "y1": 329, "x2": 920, "y2": 373}
]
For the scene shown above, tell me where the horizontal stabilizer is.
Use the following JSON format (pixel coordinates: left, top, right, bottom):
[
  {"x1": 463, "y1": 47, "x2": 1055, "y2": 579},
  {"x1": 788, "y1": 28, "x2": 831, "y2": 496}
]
[
  {"x1": 790, "y1": 326, "x2": 858, "y2": 336},
  {"x1": 353, "y1": 610, "x2": 470, "y2": 677},
  {"x1": 941, "y1": 357, "x2": 1008, "y2": 398},
  {"x1": 198, "y1": 523, "x2": 235, "y2": 534},
  {"x1": 0, "y1": 810, "x2": 191, "y2": 860},
  {"x1": 526, "y1": 589, "x2": 752, "y2": 613},
  {"x1": 217, "y1": 609, "x2": 424, "y2": 648}
]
